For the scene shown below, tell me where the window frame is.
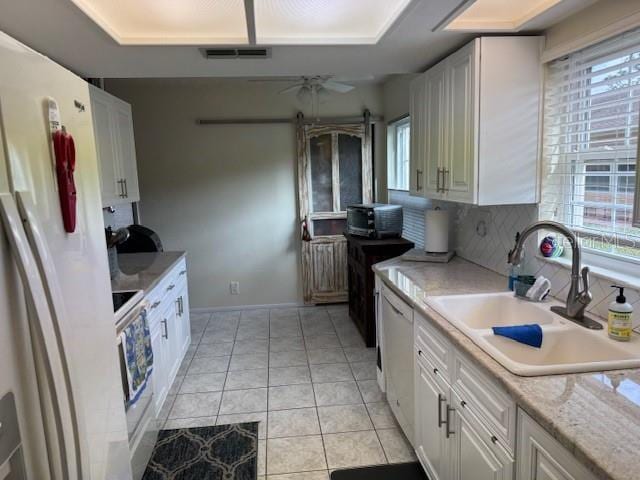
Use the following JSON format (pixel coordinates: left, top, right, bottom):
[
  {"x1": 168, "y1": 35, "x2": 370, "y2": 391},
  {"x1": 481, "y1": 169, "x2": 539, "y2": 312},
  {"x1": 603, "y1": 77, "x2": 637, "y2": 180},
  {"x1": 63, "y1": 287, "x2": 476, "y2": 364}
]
[
  {"x1": 387, "y1": 115, "x2": 411, "y2": 191},
  {"x1": 541, "y1": 28, "x2": 640, "y2": 269}
]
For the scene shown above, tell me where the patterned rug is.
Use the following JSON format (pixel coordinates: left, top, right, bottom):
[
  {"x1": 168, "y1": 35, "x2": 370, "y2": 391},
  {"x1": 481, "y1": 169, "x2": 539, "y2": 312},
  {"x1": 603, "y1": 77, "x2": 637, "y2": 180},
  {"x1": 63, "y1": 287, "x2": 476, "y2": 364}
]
[{"x1": 142, "y1": 422, "x2": 258, "y2": 480}]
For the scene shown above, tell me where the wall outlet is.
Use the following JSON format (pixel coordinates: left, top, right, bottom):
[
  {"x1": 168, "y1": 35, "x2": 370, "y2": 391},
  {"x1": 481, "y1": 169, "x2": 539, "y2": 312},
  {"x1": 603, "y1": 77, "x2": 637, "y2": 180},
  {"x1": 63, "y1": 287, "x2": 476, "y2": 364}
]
[{"x1": 230, "y1": 281, "x2": 240, "y2": 295}]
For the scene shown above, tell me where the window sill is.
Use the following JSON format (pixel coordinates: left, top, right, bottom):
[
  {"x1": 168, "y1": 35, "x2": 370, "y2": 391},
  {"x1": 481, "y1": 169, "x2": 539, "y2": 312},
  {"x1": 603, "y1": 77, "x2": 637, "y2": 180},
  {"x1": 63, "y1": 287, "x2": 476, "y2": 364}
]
[{"x1": 536, "y1": 254, "x2": 640, "y2": 292}]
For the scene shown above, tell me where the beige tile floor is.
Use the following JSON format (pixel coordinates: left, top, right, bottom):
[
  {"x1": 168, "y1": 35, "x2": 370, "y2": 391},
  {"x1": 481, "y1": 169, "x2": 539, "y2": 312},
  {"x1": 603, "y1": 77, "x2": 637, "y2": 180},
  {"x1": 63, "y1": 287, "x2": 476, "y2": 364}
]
[{"x1": 157, "y1": 305, "x2": 416, "y2": 478}]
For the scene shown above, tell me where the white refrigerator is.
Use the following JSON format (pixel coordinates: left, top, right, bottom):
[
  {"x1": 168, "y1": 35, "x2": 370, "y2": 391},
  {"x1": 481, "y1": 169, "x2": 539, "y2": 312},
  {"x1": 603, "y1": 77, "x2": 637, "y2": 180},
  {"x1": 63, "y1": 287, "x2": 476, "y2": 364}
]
[{"x1": 0, "y1": 32, "x2": 132, "y2": 479}]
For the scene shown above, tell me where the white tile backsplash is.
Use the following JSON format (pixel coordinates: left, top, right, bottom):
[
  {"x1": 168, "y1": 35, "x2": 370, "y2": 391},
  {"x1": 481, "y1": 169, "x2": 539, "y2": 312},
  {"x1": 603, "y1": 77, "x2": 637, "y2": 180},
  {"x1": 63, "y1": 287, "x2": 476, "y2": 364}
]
[{"x1": 103, "y1": 203, "x2": 134, "y2": 230}]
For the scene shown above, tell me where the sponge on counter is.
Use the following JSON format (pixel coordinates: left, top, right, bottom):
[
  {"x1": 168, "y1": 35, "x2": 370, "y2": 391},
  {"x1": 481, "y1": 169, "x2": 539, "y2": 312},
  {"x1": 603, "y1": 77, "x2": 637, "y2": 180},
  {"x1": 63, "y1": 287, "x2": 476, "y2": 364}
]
[{"x1": 492, "y1": 324, "x2": 543, "y2": 348}]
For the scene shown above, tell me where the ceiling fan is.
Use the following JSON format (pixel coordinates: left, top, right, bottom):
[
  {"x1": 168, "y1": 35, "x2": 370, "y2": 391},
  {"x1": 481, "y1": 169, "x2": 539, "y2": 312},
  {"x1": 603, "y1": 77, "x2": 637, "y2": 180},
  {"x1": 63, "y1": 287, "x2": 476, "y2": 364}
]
[
  {"x1": 278, "y1": 76, "x2": 355, "y2": 101},
  {"x1": 249, "y1": 76, "x2": 355, "y2": 104}
]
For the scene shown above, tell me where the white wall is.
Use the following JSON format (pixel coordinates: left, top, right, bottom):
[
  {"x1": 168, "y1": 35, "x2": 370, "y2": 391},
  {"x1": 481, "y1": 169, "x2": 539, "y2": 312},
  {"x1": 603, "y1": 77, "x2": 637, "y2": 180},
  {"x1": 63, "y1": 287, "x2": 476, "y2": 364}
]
[
  {"x1": 106, "y1": 78, "x2": 383, "y2": 309},
  {"x1": 382, "y1": 74, "x2": 417, "y2": 123}
]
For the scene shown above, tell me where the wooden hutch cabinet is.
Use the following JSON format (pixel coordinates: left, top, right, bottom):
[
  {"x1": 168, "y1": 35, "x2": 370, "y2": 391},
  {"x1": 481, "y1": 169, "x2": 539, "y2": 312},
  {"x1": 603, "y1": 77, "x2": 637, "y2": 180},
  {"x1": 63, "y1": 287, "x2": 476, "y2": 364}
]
[{"x1": 345, "y1": 234, "x2": 414, "y2": 347}]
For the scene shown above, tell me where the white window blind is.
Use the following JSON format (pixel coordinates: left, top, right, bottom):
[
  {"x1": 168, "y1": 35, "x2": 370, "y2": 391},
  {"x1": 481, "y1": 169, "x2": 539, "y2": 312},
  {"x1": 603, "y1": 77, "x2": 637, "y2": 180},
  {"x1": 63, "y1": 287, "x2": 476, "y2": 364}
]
[
  {"x1": 387, "y1": 117, "x2": 410, "y2": 190},
  {"x1": 542, "y1": 27, "x2": 640, "y2": 260}
]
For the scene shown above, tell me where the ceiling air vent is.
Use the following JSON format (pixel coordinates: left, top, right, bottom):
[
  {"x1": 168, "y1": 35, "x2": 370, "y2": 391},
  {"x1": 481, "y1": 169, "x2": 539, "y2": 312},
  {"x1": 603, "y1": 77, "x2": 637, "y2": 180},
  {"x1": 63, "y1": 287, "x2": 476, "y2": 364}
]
[{"x1": 202, "y1": 48, "x2": 271, "y2": 59}]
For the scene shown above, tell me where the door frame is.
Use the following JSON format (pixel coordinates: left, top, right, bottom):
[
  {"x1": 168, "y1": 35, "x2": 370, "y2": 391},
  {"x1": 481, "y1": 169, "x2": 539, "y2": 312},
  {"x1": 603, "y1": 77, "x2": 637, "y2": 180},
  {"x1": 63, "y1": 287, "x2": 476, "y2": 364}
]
[{"x1": 297, "y1": 112, "x2": 373, "y2": 304}]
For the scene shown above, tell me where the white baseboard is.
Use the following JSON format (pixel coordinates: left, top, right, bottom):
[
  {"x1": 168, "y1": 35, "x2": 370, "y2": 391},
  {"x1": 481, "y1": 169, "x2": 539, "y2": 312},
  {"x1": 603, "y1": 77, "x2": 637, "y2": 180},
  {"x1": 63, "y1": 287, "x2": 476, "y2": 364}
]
[{"x1": 190, "y1": 302, "x2": 307, "y2": 314}]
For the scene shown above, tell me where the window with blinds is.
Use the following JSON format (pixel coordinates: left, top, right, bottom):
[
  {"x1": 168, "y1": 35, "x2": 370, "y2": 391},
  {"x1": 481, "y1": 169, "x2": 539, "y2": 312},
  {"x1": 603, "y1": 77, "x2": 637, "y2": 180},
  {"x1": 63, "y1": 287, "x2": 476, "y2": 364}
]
[
  {"x1": 541, "y1": 27, "x2": 640, "y2": 260},
  {"x1": 387, "y1": 117, "x2": 410, "y2": 191}
]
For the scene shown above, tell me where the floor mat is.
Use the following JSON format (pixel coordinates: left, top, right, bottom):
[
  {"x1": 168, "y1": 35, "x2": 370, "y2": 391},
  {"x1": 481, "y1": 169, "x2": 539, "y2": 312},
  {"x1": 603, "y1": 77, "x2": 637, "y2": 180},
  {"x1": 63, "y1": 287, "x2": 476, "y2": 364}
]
[
  {"x1": 142, "y1": 422, "x2": 258, "y2": 479},
  {"x1": 330, "y1": 462, "x2": 428, "y2": 480}
]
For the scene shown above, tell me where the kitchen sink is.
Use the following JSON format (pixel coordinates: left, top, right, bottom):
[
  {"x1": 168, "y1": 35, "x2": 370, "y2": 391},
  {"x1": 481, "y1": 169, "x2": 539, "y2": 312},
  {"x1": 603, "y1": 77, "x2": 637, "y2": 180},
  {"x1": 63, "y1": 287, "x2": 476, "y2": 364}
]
[
  {"x1": 429, "y1": 292, "x2": 557, "y2": 329},
  {"x1": 427, "y1": 292, "x2": 640, "y2": 376}
]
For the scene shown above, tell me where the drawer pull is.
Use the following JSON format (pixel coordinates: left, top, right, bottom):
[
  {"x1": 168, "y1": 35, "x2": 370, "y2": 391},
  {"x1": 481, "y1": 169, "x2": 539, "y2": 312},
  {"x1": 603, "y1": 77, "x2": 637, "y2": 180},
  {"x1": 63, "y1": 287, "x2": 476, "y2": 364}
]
[
  {"x1": 490, "y1": 435, "x2": 498, "y2": 444},
  {"x1": 166, "y1": 284, "x2": 175, "y2": 291},
  {"x1": 161, "y1": 319, "x2": 168, "y2": 339},
  {"x1": 150, "y1": 301, "x2": 161, "y2": 309},
  {"x1": 437, "y1": 394, "x2": 446, "y2": 428},
  {"x1": 179, "y1": 270, "x2": 187, "y2": 276},
  {"x1": 445, "y1": 405, "x2": 455, "y2": 438}
]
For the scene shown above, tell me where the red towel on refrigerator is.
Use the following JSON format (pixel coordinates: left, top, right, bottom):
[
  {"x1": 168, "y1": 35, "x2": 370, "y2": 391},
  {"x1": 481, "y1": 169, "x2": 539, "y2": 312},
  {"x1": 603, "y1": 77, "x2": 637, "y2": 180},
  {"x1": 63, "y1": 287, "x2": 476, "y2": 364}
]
[{"x1": 52, "y1": 129, "x2": 77, "y2": 233}]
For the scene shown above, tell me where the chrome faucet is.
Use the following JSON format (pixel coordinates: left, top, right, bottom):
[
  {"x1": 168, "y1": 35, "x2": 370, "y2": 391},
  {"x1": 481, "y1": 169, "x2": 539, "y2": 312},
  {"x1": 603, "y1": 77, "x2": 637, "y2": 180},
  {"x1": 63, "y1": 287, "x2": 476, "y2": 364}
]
[{"x1": 508, "y1": 220, "x2": 602, "y2": 330}]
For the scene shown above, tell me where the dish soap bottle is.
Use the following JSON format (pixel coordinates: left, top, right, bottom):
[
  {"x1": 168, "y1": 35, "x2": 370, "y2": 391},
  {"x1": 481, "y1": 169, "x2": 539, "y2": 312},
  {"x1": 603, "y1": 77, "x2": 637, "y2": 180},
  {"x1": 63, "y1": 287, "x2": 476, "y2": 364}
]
[{"x1": 608, "y1": 285, "x2": 633, "y2": 342}]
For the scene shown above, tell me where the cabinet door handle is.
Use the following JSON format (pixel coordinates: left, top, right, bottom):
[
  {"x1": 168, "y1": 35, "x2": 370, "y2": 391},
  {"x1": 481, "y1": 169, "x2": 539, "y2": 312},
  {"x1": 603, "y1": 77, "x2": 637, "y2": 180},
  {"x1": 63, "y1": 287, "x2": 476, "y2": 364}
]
[
  {"x1": 436, "y1": 167, "x2": 440, "y2": 192},
  {"x1": 150, "y1": 301, "x2": 161, "y2": 310},
  {"x1": 123, "y1": 178, "x2": 128, "y2": 198},
  {"x1": 437, "y1": 393, "x2": 446, "y2": 428},
  {"x1": 374, "y1": 290, "x2": 379, "y2": 322},
  {"x1": 179, "y1": 296, "x2": 184, "y2": 315},
  {"x1": 490, "y1": 435, "x2": 498, "y2": 445},
  {"x1": 445, "y1": 405, "x2": 455, "y2": 438},
  {"x1": 416, "y1": 169, "x2": 423, "y2": 191},
  {"x1": 386, "y1": 300, "x2": 402, "y2": 317},
  {"x1": 166, "y1": 284, "x2": 175, "y2": 291},
  {"x1": 161, "y1": 319, "x2": 168, "y2": 339},
  {"x1": 117, "y1": 179, "x2": 125, "y2": 198},
  {"x1": 442, "y1": 168, "x2": 450, "y2": 193},
  {"x1": 179, "y1": 270, "x2": 187, "y2": 276}
]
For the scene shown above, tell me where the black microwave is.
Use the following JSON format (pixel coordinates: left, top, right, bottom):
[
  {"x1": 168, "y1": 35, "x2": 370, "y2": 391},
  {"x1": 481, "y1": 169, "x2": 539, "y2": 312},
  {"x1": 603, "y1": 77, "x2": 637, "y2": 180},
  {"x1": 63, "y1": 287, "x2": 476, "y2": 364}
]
[{"x1": 346, "y1": 204, "x2": 403, "y2": 239}]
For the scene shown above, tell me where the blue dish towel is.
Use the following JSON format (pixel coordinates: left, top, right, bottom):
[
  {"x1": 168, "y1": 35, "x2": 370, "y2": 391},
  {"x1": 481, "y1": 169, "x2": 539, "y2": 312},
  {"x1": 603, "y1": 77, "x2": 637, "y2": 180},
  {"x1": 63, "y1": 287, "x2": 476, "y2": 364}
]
[
  {"x1": 120, "y1": 309, "x2": 154, "y2": 408},
  {"x1": 492, "y1": 324, "x2": 543, "y2": 348}
]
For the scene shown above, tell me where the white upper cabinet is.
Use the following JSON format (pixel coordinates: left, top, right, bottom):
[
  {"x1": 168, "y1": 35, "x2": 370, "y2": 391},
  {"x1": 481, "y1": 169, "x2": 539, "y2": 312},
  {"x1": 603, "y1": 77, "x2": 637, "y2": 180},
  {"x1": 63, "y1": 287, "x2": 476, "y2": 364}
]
[
  {"x1": 89, "y1": 85, "x2": 140, "y2": 207},
  {"x1": 424, "y1": 61, "x2": 448, "y2": 199},
  {"x1": 409, "y1": 36, "x2": 542, "y2": 205},
  {"x1": 409, "y1": 73, "x2": 427, "y2": 196}
]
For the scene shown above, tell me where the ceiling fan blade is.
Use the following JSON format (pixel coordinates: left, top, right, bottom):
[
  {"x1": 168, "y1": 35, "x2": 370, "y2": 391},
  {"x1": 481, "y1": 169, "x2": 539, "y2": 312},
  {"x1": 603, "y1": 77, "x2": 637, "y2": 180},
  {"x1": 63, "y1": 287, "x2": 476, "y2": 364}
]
[
  {"x1": 278, "y1": 84, "x2": 303, "y2": 95},
  {"x1": 322, "y1": 80, "x2": 355, "y2": 93},
  {"x1": 248, "y1": 77, "x2": 305, "y2": 83}
]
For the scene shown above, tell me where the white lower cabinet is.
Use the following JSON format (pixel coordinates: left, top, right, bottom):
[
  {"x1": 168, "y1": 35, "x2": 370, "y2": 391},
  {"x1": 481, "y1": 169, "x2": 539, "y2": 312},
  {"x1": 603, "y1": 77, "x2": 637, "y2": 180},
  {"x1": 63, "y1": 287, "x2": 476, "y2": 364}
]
[
  {"x1": 415, "y1": 350, "x2": 513, "y2": 480},
  {"x1": 147, "y1": 257, "x2": 191, "y2": 416},
  {"x1": 517, "y1": 410, "x2": 598, "y2": 480},
  {"x1": 375, "y1": 276, "x2": 602, "y2": 480},
  {"x1": 415, "y1": 355, "x2": 449, "y2": 480},
  {"x1": 150, "y1": 312, "x2": 168, "y2": 414},
  {"x1": 450, "y1": 389, "x2": 514, "y2": 480}
]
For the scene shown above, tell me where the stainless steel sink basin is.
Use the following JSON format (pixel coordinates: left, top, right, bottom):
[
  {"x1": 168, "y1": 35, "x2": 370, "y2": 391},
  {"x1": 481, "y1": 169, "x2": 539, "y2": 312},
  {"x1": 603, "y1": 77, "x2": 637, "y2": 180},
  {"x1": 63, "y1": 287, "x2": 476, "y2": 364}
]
[{"x1": 427, "y1": 292, "x2": 640, "y2": 376}]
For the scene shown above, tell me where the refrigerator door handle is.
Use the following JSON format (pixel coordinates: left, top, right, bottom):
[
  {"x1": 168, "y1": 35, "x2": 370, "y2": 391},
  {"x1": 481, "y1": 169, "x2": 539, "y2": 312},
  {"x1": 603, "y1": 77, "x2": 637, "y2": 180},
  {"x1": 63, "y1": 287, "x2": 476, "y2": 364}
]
[
  {"x1": 0, "y1": 193, "x2": 82, "y2": 480},
  {"x1": 15, "y1": 191, "x2": 88, "y2": 479}
]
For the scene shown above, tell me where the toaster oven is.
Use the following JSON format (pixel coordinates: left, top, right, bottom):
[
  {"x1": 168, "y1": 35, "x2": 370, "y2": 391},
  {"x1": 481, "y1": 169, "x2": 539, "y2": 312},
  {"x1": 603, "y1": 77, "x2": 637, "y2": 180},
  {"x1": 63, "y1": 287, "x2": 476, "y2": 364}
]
[{"x1": 346, "y1": 204, "x2": 403, "y2": 239}]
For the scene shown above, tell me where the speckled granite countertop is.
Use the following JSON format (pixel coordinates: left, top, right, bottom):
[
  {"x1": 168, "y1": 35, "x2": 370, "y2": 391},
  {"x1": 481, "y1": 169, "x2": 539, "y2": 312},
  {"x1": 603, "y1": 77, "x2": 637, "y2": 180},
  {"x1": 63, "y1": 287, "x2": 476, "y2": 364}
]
[
  {"x1": 111, "y1": 251, "x2": 186, "y2": 293},
  {"x1": 374, "y1": 256, "x2": 640, "y2": 480}
]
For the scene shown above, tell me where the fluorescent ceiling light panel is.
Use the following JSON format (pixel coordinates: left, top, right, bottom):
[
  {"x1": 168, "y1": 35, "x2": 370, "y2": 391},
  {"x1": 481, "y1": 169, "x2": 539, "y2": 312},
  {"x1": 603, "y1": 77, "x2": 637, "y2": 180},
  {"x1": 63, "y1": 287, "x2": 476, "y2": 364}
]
[
  {"x1": 254, "y1": 0, "x2": 413, "y2": 44},
  {"x1": 445, "y1": 0, "x2": 562, "y2": 31},
  {"x1": 70, "y1": 0, "x2": 248, "y2": 45}
]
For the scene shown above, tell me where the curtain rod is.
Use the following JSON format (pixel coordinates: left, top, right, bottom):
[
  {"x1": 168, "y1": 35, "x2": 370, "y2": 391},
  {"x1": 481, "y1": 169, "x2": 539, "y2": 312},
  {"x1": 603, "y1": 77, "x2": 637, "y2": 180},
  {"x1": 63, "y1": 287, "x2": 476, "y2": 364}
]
[{"x1": 196, "y1": 114, "x2": 383, "y2": 126}]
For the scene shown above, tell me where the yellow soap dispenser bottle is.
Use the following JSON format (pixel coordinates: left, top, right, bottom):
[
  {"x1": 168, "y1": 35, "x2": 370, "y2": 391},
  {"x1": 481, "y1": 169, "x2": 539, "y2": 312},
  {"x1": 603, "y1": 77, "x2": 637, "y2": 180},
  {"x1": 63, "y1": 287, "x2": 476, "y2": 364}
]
[{"x1": 608, "y1": 285, "x2": 633, "y2": 342}]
